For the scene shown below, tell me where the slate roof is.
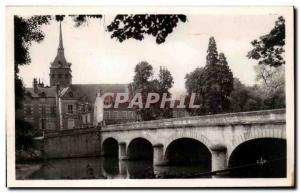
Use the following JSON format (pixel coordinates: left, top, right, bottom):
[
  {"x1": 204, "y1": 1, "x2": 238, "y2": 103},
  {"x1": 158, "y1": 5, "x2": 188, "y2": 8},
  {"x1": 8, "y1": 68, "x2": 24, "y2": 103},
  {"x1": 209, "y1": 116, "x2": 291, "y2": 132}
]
[
  {"x1": 25, "y1": 87, "x2": 57, "y2": 98},
  {"x1": 59, "y1": 84, "x2": 128, "y2": 103}
]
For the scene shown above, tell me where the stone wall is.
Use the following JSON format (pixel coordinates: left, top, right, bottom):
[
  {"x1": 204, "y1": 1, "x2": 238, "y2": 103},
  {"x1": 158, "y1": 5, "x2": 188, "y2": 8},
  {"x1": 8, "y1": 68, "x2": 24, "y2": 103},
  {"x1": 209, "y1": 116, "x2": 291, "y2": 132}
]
[{"x1": 43, "y1": 127, "x2": 101, "y2": 159}]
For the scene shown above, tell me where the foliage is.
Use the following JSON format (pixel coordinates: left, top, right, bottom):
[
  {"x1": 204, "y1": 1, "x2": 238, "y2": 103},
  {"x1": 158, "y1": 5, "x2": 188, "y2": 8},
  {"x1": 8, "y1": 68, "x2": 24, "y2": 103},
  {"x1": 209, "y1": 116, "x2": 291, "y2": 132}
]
[
  {"x1": 14, "y1": 15, "x2": 51, "y2": 70},
  {"x1": 130, "y1": 62, "x2": 174, "y2": 120},
  {"x1": 15, "y1": 119, "x2": 35, "y2": 151},
  {"x1": 157, "y1": 67, "x2": 174, "y2": 118},
  {"x1": 247, "y1": 16, "x2": 285, "y2": 67},
  {"x1": 185, "y1": 37, "x2": 234, "y2": 115},
  {"x1": 14, "y1": 15, "x2": 51, "y2": 151},
  {"x1": 53, "y1": 14, "x2": 187, "y2": 44},
  {"x1": 254, "y1": 65, "x2": 285, "y2": 109},
  {"x1": 14, "y1": 15, "x2": 51, "y2": 108},
  {"x1": 246, "y1": 16, "x2": 286, "y2": 110},
  {"x1": 229, "y1": 78, "x2": 285, "y2": 113},
  {"x1": 185, "y1": 67, "x2": 206, "y2": 115},
  {"x1": 107, "y1": 14, "x2": 187, "y2": 44}
]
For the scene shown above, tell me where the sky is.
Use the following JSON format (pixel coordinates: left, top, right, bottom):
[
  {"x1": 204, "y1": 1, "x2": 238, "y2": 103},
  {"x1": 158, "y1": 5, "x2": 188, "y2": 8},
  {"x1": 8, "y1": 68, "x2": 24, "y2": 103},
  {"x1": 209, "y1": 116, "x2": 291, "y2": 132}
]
[{"x1": 19, "y1": 14, "x2": 280, "y2": 96}]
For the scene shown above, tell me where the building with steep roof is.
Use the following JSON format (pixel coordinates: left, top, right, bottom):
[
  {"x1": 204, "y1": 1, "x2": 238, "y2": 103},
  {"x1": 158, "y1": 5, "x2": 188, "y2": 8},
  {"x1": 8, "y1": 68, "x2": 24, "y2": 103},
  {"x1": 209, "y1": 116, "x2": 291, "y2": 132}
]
[{"x1": 23, "y1": 23, "x2": 138, "y2": 134}]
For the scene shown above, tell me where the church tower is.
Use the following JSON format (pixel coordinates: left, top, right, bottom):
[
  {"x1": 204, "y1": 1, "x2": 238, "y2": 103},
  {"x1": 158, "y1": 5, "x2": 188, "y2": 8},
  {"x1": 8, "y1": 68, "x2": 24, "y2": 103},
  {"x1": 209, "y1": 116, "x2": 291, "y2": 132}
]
[{"x1": 49, "y1": 22, "x2": 72, "y2": 87}]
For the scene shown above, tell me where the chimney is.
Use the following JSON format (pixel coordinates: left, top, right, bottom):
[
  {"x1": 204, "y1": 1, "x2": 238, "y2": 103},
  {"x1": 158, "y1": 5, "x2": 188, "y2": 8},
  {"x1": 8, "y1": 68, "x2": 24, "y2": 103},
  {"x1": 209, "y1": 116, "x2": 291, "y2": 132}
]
[{"x1": 33, "y1": 78, "x2": 38, "y2": 93}]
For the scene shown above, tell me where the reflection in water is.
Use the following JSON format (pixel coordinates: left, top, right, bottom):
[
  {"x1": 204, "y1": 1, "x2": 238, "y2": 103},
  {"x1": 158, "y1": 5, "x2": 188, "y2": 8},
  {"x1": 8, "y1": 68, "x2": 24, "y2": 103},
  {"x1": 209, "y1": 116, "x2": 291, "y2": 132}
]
[
  {"x1": 27, "y1": 157, "x2": 212, "y2": 179},
  {"x1": 23, "y1": 156, "x2": 285, "y2": 179}
]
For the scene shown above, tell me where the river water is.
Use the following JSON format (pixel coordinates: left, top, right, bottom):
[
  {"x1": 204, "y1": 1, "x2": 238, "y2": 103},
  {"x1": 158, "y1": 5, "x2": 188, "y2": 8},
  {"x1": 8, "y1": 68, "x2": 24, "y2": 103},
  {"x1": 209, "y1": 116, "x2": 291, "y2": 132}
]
[
  {"x1": 22, "y1": 156, "x2": 286, "y2": 179},
  {"x1": 26, "y1": 157, "x2": 212, "y2": 179}
]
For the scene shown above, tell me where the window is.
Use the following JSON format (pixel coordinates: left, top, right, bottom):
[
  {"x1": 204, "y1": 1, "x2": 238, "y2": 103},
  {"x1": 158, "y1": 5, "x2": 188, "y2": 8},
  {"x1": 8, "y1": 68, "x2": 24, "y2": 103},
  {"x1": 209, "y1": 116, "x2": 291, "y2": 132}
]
[
  {"x1": 65, "y1": 74, "x2": 68, "y2": 79},
  {"x1": 104, "y1": 111, "x2": 109, "y2": 119},
  {"x1": 58, "y1": 74, "x2": 62, "y2": 78},
  {"x1": 41, "y1": 106, "x2": 46, "y2": 115},
  {"x1": 51, "y1": 74, "x2": 55, "y2": 78},
  {"x1": 86, "y1": 113, "x2": 90, "y2": 123},
  {"x1": 41, "y1": 118, "x2": 46, "y2": 130},
  {"x1": 122, "y1": 111, "x2": 127, "y2": 119},
  {"x1": 69, "y1": 92, "x2": 73, "y2": 97},
  {"x1": 67, "y1": 104, "x2": 73, "y2": 114},
  {"x1": 67, "y1": 119, "x2": 75, "y2": 129},
  {"x1": 113, "y1": 111, "x2": 118, "y2": 119},
  {"x1": 26, "y1": 106, "x2": 31, "y2": 115},
  {"x1": 129, "y1": 111, "x2": 134, "y2": 119},
  {"x1": 82, "y1": 115, "x2": 86, "y2": 124},
  {"x1": 51, "y1": 106, "x2": 56, "y2": 115}
]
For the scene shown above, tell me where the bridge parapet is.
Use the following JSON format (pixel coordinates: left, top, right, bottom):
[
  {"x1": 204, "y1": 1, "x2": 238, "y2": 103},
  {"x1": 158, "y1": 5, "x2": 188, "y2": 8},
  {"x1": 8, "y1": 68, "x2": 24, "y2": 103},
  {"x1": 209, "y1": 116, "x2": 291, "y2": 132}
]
[{"x1": 103, "y1": 109, "x2": 285, "y2": 132}]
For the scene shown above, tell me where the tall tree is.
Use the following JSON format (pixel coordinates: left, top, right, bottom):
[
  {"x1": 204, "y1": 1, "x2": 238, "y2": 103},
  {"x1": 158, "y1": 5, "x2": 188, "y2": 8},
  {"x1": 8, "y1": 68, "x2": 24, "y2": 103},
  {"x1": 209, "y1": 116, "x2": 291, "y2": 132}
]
[
  {"x1": 247, "y1": 16, "x2": 285, "y2": 67},
  {"x1": 217, "y1": 53, "x2": 234, "y2": 111},
  {"x1": 157, "y1": 66, "x2": 174, "y2": 118},
  {"x1": 185, "y1": 37, "x2": 234, "y2": 115}
]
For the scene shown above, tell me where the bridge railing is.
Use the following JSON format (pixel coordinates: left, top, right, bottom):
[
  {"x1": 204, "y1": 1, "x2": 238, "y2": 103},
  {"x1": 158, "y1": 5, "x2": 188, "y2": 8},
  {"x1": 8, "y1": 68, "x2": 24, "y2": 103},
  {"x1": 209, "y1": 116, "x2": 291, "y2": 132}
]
[{"x1": 102, "y1": 109, "x2": 286, "y2": 131}]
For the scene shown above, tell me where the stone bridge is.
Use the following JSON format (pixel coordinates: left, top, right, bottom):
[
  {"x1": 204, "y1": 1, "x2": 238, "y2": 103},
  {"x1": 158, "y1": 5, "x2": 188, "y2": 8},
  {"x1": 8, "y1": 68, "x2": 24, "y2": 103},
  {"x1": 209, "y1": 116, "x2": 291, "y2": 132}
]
[{"x1": 101, "y1": 109, "x2": 286, "y2": 173}]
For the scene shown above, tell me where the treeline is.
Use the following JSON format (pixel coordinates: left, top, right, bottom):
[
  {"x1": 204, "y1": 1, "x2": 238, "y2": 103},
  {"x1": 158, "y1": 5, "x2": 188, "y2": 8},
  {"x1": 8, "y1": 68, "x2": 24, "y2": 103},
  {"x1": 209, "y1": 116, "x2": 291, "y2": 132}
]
[{"x1": 130, "y1": 16, "x2": 285, "y2": 119}]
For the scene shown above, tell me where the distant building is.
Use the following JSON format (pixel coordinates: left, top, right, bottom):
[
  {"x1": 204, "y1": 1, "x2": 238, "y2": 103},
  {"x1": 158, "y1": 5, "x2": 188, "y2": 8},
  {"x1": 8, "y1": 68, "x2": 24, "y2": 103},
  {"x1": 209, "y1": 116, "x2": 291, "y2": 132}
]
[{"x1": 22, "y1": 22, "x2": 139, "y2": 135}]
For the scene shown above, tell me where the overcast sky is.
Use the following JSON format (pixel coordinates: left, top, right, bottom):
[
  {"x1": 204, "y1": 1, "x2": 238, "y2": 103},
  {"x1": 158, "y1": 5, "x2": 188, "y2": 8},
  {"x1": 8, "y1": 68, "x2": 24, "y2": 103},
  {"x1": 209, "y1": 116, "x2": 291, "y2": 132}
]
[{"x1": 19, "y1": 14, "x2": 279, "y2": 96}]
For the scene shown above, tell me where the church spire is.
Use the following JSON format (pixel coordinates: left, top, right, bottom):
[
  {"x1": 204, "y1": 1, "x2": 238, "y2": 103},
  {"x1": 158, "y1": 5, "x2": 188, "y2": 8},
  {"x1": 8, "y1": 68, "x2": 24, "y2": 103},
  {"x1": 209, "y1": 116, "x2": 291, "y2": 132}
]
[
  {"x1": 58, "y1": 22, "x2": 64, "y2": 53},
  {"x1": 50, "y1": 20, "x2": 72, "y2": 87}
]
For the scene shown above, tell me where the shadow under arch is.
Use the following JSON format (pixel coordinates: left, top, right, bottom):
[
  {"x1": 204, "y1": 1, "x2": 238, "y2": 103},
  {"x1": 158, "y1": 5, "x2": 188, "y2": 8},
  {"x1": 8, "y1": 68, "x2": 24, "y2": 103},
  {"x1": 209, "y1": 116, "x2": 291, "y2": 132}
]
[
  {"x1": 228, "y1": 138, "x2": 286, "y2": 178},
  {"x1": 127, "y1": 137, "x2": 153, "y2": 160},
  {"x1": 164, "y1": 137, "x2": 212, "y2": 168},
  {"x1": 102, "y1": 137, "x2": 119, "y2": 158}
]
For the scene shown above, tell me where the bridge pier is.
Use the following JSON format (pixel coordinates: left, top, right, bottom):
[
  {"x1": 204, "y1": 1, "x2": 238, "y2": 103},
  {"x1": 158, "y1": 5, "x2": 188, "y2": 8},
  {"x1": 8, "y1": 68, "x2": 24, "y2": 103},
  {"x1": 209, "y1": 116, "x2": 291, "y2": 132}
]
[
  {"x1": 118, "y1": 142, "x2": 128, "y2": 160},
  {"x1": 210, "y1": 145, "x2": 227, "y2": 178},
  {"x1": 153, "y1": 144, "x2": 167, "y2": 166}
]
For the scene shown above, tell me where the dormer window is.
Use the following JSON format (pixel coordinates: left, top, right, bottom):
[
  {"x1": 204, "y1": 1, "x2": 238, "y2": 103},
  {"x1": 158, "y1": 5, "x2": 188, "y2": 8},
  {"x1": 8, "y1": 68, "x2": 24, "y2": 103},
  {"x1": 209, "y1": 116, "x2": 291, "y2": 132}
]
[{"x1": 40, "y1": 92, "x2": 46, "y2": 98}]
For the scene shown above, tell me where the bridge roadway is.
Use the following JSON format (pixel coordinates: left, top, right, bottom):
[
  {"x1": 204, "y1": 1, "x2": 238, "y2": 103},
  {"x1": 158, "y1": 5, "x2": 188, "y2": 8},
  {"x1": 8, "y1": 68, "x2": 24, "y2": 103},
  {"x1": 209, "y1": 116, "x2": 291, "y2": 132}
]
[{"x1": 101, "y1": 109, "x2": 286, "y2": 173}]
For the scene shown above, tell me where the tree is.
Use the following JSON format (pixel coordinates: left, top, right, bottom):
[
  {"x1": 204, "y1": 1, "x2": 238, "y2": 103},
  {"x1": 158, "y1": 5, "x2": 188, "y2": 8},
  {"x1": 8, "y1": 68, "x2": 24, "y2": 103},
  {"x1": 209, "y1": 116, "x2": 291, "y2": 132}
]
[
  {"x1": 107, "y1": 14, "x2": 187, "y2": 44},
  {"x1": 157, "y1": 66, "x2": 174, "y2": 118},
  {"x1": 217, "y1": 53, "x2": 234, "y2": 111},
  {"x1": 185, "y1": 37, "x2": 234, "y2": 115},
  {"x1": 130, "y1": 62, "x2": 174, "y2": 120},
  {"x1": 247, "y1": 16, "x2": 286, "y2": 110},
  {"x1": 254, "y1": 65, "x2": 285, "y2": 109},
  {"x1": 54, "y1": 14, "x2": 187, "y2": 44},
  {"x1": 247, "y1": 16, "x2": 285, "y2": 67},
  {"x1": 14, "y1": 15, "x2": 51, "y2": 150},
  {"x1": 185, "y1": 67, "x2": 206, "y2": 115}
]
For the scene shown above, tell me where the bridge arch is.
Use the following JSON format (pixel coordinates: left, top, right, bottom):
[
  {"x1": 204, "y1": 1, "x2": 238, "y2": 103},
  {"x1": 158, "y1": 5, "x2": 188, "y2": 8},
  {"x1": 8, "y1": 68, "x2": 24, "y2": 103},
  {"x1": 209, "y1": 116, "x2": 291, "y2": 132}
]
[
  {"x1": 102, "y1": 137, "x2": 119, "y2": 157},
  {"x1": 227, "y1": 125, "x2": 286, "y2": 157},
  {"x1": 164, "y1": 130, "x2": 213, "y2": 154},
  {"x1": 127, "y1": 137, "x2": 153, "y2": 160},
  {"x1": 228, "y1": 137, "x2": 286, "y2": 177},
  {"x1": 164, "y1": 137, "x2": 212, "y2": 170}
]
